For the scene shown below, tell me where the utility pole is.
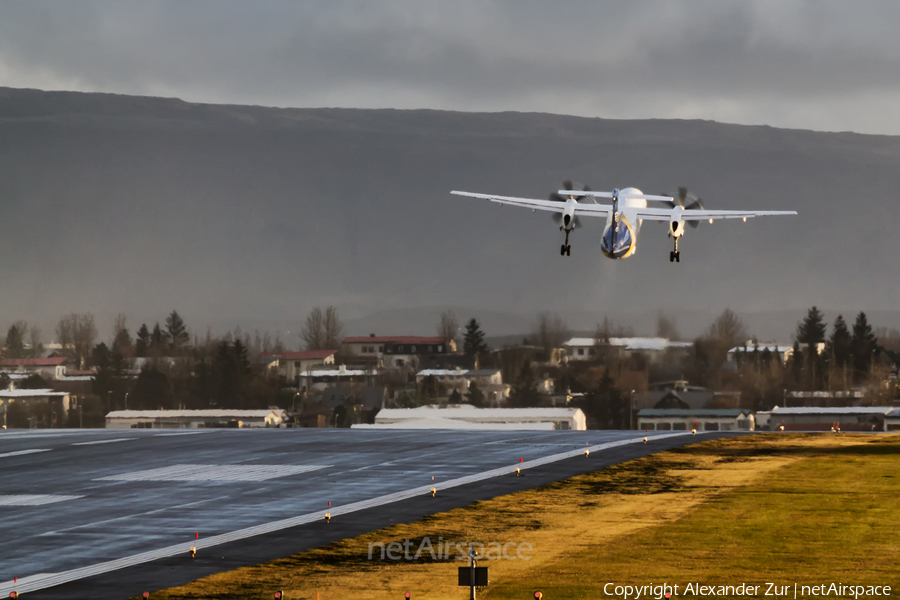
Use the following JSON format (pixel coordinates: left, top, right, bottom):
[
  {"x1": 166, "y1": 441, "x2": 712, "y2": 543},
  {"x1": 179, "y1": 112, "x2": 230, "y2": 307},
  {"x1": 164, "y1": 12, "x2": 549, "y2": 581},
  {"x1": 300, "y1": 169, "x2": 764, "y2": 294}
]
[
  {"x1": 630, "y1": 389, "x2": 636, "y2": 429},
  {"x1": 107, "y1": 390, "x2": 113, "y2": 414}
]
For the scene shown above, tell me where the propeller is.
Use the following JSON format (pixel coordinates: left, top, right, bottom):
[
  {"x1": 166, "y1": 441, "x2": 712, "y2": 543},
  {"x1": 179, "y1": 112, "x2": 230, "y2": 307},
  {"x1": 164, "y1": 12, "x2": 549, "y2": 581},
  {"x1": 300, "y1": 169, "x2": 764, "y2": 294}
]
[
  {"x1": 549, "y1": 180, "x2": 587, "y2": 228},
  {"x1": 675, "y1": 187, "x2": 705, "y2": 229}
]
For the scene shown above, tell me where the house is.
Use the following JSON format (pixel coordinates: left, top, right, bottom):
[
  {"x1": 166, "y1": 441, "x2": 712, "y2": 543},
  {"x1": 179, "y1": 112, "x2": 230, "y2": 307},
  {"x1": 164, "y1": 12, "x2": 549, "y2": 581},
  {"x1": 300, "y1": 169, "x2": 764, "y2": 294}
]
[
  {"x1": 343, "y1": 335, "x2": 455, "y2": 368},
  {"x1": 784, "y1": 390, "x2": 866, "y2": 407},
  {"x1": 0, "y1": 357, "x2": 69, "y2": 380},
  {"x1": 727, "y1": 341, "x2": 825, "y2": 364},
  {"x1": 1, "y1": 388, "x2": 72, "y2": 428},
  {"x1": 265, "y1": 350, "x2": 336, "y2": 382},
  {"x1": 356, "y1": 406, "x2": 587, "y2": 430},
  {"x1": 415, "y1": 368, "x2": 510, "y2": 405},
  {"x1": 563, "y1": 337, "x2": 691, "y2": 363},
  {"x1": 885, "y1": 408, "x2": 900, "y2": 431},
  {"x1": 765, "y1": 406, "x2": 892, "y2": 431},
  {"x1": 105, "y1": 409, "x2": 287, "y2": 429},
  {"x1": 637, "y1": 408, "x2": 755, "y2": 431},
  {"x1": 300, "y1": 365, "x2": 378, "y2": 391}
]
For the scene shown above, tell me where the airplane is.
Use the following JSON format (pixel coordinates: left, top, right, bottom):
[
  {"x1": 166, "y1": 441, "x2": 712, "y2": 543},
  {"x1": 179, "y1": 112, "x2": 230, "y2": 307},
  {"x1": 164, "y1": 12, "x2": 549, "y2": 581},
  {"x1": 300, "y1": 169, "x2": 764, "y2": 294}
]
[{"x1": 450, "y1": 183, "x2": 797, "y2": 262}]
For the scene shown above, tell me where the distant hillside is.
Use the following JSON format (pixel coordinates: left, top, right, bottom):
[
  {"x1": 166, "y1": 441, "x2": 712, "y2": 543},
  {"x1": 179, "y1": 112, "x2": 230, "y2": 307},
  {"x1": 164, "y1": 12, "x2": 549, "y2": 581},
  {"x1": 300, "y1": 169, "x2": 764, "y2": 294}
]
[{"x1": 0, "y1": 86, "x2": 898, "y2": 341}]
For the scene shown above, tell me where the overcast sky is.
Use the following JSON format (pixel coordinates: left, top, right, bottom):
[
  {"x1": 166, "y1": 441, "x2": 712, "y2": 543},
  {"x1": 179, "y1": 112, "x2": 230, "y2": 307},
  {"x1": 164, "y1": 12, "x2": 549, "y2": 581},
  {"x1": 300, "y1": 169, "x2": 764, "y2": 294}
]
[{"x1": 2, "y1": 1, "x2": 900, "y2": 135}]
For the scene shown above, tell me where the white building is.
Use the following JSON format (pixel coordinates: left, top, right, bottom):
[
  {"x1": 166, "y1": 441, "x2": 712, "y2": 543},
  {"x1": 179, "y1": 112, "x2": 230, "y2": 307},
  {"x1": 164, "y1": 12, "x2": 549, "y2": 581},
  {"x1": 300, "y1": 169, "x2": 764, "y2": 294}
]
[
  {"x1": 360, "y1": 406, "x2": 587, "y2": 430},
  {"x1": 765, "y1": 406, "x2": 892, "y2": 431},
  {"x1": 105, "y1": 409, "x2": 287, "y2": 429},
  {"x1": 637, "y1": 408, "x2": 755, "y2": 431},
  {"x1": 563, "y1": 337, "x2": 692, "y2": 362},
  {"x1": 1, "y1": 388, "x2": 72, "y2": 427},
  {"x1": 415, "y1": 368, "x2": 510, "y2": 403}
]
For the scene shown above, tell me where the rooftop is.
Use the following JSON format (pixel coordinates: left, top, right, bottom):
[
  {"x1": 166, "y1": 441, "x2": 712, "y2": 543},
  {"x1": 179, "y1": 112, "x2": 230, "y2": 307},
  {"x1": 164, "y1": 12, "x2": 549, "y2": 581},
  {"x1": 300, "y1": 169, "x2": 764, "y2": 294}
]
[
  {"x1": 343, "y1": 336, "x2": 446, "y2": 345},
  {"x1": 353, "y1": 418, "x2": 554, "y2": 431},
  {"x1": 106, "y1": 409, "x2": 286, "y2": 419},
  {"x1": 0, "y1": 388, "x2": 69, "y2": 398},
  {"x1": 637, "y1": 408, "x2": 749, "y2": 417},
  {"x1": 563, "y1": 337, "x2": 691, "y2": 351},
  {"x1": 0, "y1": 357, "x2": 68, "y2": 367},
  {"x1": 279, "y1": 350, "x2": 336, "y2": 360},
  {"x1": 770, "y1": 406, "x2": 893, "y2": 415}
]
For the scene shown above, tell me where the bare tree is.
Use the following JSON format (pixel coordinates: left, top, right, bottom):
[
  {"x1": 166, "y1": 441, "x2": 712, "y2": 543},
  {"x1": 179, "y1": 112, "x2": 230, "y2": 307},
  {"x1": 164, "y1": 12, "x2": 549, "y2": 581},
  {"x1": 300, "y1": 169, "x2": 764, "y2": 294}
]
[
  {"x1": 438, "y1": 310, "x2": 459, "y2": 346},
  {"x1": 72, "y1": 314, "x2": 97, "y2": 369},
  {"x1": 55, "y1": 314, "x2": 76, "y2": 356},
  {"x1": 656, "y1": 312, "x2": 680, "y2": 341},
  {"x1": 28, "y1": 325, "x2": 42, "y2": 358},
  {"x1": 706, "y1": 308, "x2": 748, "y2": 353},
  {"x1": 301, "y1": 306, "x2": 343, "y2": 350},
  {"x1": 533, "y1": 311, "x2": 568, "y2": 354},
  {"x1": 324, "y1": 306, "x2": 344, "y2": 350}
]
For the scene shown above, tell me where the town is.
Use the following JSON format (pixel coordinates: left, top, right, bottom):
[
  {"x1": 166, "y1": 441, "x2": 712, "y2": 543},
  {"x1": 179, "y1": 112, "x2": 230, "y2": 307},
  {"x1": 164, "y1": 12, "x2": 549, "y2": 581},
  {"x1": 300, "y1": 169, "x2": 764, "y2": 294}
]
[{"x1": 2, "y1": 306, "x2": 897, "y2": 433}]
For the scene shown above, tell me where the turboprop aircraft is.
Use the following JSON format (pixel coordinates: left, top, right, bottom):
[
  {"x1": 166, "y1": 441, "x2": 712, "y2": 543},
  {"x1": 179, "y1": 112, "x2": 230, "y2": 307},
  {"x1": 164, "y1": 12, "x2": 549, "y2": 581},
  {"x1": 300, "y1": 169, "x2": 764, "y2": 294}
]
[{"x1": 450, "y1": 182, "x2": 797, "y2": 262}]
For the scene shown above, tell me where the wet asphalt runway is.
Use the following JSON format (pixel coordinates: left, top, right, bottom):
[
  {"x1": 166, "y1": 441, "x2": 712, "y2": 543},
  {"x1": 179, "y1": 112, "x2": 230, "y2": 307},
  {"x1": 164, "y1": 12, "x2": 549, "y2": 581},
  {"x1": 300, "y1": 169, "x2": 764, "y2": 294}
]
[{"x1": 0, "y1": 427, "x2": 742, "y2": 598}]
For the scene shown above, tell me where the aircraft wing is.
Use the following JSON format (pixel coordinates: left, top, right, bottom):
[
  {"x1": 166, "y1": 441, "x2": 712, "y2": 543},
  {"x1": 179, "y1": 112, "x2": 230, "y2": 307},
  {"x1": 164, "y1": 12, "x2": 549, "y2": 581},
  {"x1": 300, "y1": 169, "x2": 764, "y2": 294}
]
[
  {"x1": 631, "y1": 207, "x2": 798, "y2": 221},
  {"x1": 451, "y1": 191, "x2": 612, "y2": 217}
]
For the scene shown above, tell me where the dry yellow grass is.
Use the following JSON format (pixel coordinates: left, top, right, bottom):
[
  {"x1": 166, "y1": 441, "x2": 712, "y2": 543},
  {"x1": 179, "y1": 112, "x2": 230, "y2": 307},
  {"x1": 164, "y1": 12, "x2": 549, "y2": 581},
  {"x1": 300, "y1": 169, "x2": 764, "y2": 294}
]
[{"x1": 148, "y1": 434, "x2": 900, "y2": 600}]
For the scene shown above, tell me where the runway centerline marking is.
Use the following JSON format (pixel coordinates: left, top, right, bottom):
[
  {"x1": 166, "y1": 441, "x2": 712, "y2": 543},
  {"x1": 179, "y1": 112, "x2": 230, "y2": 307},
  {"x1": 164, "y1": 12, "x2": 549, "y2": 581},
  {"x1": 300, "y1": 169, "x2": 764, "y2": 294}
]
[
  {"x1": 0, "y1": 431, "x2": 704, "y2": 596},
  {"x1": 71, "y1": 438, "x2": 137, "y2": 446},
  {"x1": 0, "y1": 495, "x2": 84, "y2": 506},
  {"x1": 0, "y1": 448, "x2": 51, "y2": 458},
  {"x1": 153, "y1": 431, "x2": 210, "y2": 437},
  {"x1": 95, "y1": 464, "x2": 329, "y2": 482}
]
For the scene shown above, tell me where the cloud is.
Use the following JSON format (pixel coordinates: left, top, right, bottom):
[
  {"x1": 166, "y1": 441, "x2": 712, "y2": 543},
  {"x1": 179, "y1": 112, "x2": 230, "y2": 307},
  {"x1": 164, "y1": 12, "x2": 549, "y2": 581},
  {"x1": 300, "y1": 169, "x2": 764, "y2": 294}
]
[{"x1": 2, "y1": 1, "x2": 900, "y2": 133}]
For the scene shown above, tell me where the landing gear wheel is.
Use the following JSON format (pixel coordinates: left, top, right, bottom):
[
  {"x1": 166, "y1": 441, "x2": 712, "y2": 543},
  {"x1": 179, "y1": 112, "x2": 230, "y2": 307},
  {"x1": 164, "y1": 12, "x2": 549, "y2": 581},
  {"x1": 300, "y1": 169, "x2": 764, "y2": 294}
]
[
  {"x1": 566, "y1": 245, "x2": 571, "y2": 256},
  {"x1": 675, "y1": 251, "x2": 681, "y2": 263},
  {"x1": 669, "y1": 251, "x2": 675, "y2": 263},
  {"x1": 560, "y1": 244, "x2": 566, "y2": 256}
]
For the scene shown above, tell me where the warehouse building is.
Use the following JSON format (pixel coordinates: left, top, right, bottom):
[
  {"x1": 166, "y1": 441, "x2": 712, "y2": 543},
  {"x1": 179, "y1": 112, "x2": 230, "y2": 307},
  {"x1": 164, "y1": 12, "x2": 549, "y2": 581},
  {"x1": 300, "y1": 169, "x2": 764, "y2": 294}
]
[
  {"x1": 637, "y1": 408, "x2": 755, "y2": 431},
  {"x1": 355, "y1": 406, "x2": 586, "y2": 430},
  {"x1": 765, "y1": 406, "x2": 893, "y2": 431},
  {"x1": 105, "y1": 409, "x2": 287, "y2": 429}
]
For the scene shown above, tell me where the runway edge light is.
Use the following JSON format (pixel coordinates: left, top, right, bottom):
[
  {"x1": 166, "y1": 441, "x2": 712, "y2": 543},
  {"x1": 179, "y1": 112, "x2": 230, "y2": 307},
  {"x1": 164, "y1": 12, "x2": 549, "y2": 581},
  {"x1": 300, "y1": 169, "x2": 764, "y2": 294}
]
[
  {"x1": 274, "y1": 591, "x2": 283, "y2": 599},
  {"x1": 325, "y1": 512, "x2": 331, "y2": 523},
  {"x1": 143, "y1": 593, "x2": 150, "y2": 599},
  {"x1": 405, "y1": 593, "x2": 412, "y2": 599},
  {"x1": 189, "y1": 546, "x2": 196, "y2": 558},
  {"x1": 534, "y1": 592, "x2": 543, "y2": 599}
]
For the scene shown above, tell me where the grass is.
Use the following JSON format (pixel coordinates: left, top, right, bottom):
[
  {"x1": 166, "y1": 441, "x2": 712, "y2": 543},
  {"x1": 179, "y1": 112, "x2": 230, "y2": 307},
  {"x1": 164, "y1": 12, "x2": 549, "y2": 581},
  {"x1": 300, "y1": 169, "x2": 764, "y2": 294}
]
[{"x1": 147, "y1": 434, "x2": 900, "y2": 599}]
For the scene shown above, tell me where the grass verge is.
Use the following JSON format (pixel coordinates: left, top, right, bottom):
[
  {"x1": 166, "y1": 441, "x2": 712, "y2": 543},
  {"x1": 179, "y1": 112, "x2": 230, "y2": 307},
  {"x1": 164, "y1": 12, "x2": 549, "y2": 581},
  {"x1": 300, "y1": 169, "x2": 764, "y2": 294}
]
[{"x1": 147, "y1": 434, "x2": 900, "y2": 599}]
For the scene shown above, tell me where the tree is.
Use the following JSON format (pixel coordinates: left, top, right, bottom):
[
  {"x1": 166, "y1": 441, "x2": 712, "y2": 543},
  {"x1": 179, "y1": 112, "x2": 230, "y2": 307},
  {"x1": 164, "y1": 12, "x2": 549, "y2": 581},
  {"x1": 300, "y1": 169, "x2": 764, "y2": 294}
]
[
  {"x1": 575, "y1": 368, "x2": 626, "y2": 429},
  {"x1": 448, "y1": 389, "x2": 463, "y2": 404},
  {"x1": 795, "y1": 307, "x2": 827, "y2": 389},
  {"x1": 463, "y1": 318, "x2": 488, "y2": 357},
  {"x1": 90, "y1": 343, "x2": 112, "y2": 370},
  {"x1": 656, "y1": 312, "x2": 680, "y2": 340},
  {"x1": 166, "y1": 310, "x2": 190, "y2": 353},
  {"x1": 55, "y1": 313, "x2": 97, "y2": 368},
  {"x1": 135, "y1": 324, "x2": 150, "y2": 357},
  {"x1": 532, "y1": 312, "x2": 568, "y2": 356},
  {"x1": 20, "y1": 373, "x2": 49, "y2": 389},
  {"x1": 826, "y1": 315, "x2": 852, "y2": 368},
  {"x1": 5, "y1": 322, "x2": 26, "y2": 359},
  {"x1": 131, "y1": 367, "x2": 174, "y2": 410},
  {"x1": 706, "y1": 308, "x2": 748, "y2": 354},
  {"x1": 850, "y1": 312, "x2": 877, "y2": 379},
  {"x1": 112, "y1": 314, "x2": 133, "y2": 354},
  {"x1": 508, "y1": 359, "x2": 540, "y2": 408},
  {"x1": 150, "y1": 322, "x2": 169, "y2": 355},
  {"x1": 301, "y1": 306, "x2": 344, "y2": 350},
  {"x1": 437, "y1": 310, "x2": 459, "y2": 347},
  {"x1": 465, "y1": 383, "x2": 486, "y2": 407},
  {"x1": 27, "y1": 325, "x2": 42, "y2": 358}
]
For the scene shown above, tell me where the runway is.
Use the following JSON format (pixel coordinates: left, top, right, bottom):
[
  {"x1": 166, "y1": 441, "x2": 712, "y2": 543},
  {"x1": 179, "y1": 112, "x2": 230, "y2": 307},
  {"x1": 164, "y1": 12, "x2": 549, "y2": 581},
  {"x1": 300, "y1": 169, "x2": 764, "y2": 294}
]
[{"x1": 0, "y1": 427, "x2": 741, "y2": 598}]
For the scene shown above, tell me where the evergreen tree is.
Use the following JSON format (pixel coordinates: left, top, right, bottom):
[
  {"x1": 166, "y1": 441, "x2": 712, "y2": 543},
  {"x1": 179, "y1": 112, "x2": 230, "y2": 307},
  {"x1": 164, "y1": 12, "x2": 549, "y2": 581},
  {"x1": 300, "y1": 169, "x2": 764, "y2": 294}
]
[
  {"x1": 4, "y1": 323, "x2": 25, "y2": 359},
  {"x1": 135, "y1": 324, "x2": 150, "y2": 357},
  {"x1": 463, "y1": 318, "x2": 488, "y2": 357},
  {"x1": 90, "y1": 343, "x2": 112, "y2": 370},
  {"x1": 507, "y1": 359, "x2": 540, "y2": 407},
  {"x1": 150, "y1": 322, "x2": 170, "y2": 355},
  {"x1": 448, "y1": 389, "x2": 463, "y2": 404},
  {"x1": 796, "y1": 307, "x2": 827, "y2": 389},
  {"x1": 576, "y1": 368, "x2": 626, "y2": 429},
  {"x1": 850, "y1": 312, "x2": 877, "y2": 378},
  {"x1": 825, "y1": 315, "x2": 852, "y2": 368},
  {"x1": 131, "y1": 367, "x2": 174, "y2": 410},
  {"x1": 166, "y1": 310, "x2": 190, "y2": 353},
  {"x1": 465, "y1": 383, "x2": 486, "y2": 407}
]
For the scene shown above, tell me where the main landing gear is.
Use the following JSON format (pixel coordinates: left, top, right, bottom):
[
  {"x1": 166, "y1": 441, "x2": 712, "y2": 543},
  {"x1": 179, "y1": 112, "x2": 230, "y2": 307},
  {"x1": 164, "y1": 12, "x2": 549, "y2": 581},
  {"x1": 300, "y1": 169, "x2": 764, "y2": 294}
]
[
  {"x1": 560, "y1": 228, "x2": 572, "y2": 256},
  {"x1": 669, "y1": 238, "x2": 681, "y2": 263}
]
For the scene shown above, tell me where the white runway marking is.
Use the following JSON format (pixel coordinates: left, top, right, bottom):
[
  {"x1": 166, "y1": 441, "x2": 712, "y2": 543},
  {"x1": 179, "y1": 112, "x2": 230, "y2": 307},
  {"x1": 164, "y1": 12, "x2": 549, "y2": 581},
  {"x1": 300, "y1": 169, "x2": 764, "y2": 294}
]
[
  {"x1": 39, "y1": 496, "x2": 230, "y2": 536},
  {"x1": 0, "y1": 449, "x2": 51, "y2": 458},
  {"x1": 0, "y1": 495, "x2": 83, "y2": 506},
  {"x1": 153, "y1": 431, "x2": 209, "y2": 437},
  {"x1": 0, "y1": 432, "x2": 704, "y2": 596},
  {"x1": 95, "y1": 464, "x2": 329, "y2": 482},
  {"x1": 71, "y1": 438, "x2": 137, "y2": 446}
]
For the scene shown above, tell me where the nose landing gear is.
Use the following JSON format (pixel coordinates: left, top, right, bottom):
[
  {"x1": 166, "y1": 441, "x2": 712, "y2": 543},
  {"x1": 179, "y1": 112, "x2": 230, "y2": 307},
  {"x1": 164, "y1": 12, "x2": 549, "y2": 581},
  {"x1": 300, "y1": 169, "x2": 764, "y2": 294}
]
[
  {"x1": 560, "y1": 228, "x2": 572, "y2": 257},
  {"x1": 669, "y1": 238, "x2": 681, "y2": 263}
]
